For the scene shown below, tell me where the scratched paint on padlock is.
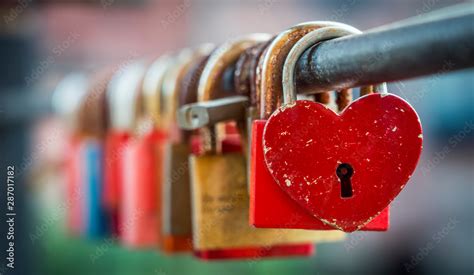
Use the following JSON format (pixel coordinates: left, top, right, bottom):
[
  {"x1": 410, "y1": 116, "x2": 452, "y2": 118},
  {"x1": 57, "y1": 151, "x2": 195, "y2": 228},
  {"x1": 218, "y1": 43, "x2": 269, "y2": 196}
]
[
  {"x1": 250, "y1": 119, "x2": 390, "y2": 231},
  {"x1": 263, "y1": 93, "x2": 422, "y2": 232}
]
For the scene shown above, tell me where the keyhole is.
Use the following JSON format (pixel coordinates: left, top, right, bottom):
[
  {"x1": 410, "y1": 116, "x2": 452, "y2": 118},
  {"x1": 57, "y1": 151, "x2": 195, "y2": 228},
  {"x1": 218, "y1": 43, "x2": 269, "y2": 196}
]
[{"x1": 336, "y1": 163, "x2": 354, "y2": 198}]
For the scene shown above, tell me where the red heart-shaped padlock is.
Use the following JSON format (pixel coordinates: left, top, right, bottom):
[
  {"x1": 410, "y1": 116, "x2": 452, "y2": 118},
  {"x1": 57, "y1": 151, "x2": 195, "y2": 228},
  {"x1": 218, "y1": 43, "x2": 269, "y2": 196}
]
[{"x1": 263, "y1": 93, "x2": 422, "y2": 232}]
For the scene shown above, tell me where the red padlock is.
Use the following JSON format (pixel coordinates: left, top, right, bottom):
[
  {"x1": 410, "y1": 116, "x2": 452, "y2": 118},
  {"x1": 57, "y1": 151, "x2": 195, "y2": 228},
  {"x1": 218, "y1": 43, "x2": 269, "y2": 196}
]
[
  {"x1": 52, "y1": 73, "x2": 89, "y2": 235},
  {"x1": 103, "y1": 131, "x2": 129, "y2": 236},
  {"x1": 106, "y1": 60, "x2": 165, "y2": 247},
  {"x1": 262, "y1": 25, "x2": 422, "y2": 232},
  {"x1": 104, "y1": 61, "x2": 147, "y2": 237},
  {"x1": 249, "y1": 22, "x2": 390, "y2": 231},
  {"x1": 104, "y1": 63, "x2": 139, "y2": 238},
  {"x1": 121, "y1": 130, "x2": 166, "y2": 247}
]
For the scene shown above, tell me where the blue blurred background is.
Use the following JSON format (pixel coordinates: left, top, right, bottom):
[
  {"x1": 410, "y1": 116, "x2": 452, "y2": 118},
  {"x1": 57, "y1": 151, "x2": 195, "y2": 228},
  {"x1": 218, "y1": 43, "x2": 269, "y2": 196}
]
[{"x1": 0, "y1": 0, "x2": 472, "y2": 274}]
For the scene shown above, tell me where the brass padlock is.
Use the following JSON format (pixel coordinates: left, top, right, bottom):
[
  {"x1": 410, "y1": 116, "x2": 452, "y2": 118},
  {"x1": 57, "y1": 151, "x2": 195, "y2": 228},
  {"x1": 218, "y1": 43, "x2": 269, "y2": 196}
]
[
  {"x1": 158, "y1": 45, "x2": 214, "y2": 253},
  {"x1": 189, "y1": 34, "x2": 344, "y2": 251}
]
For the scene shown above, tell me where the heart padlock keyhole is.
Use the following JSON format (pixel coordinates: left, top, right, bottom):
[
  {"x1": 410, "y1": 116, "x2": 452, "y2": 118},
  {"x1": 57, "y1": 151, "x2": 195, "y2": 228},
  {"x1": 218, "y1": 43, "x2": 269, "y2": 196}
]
[{"x1": 336, "y1": 163, "x2": 354, "y2": 198}]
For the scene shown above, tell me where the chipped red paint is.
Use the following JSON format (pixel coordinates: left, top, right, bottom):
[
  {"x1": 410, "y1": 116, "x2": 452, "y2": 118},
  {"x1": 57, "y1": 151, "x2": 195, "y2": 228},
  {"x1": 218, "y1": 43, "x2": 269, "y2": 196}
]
[
  {"x1": 262, "y1": 94, "x2": 422, "y2": 232},
  {"x1": 249, "y1": 119, "x2": 390, "y2": 231}
]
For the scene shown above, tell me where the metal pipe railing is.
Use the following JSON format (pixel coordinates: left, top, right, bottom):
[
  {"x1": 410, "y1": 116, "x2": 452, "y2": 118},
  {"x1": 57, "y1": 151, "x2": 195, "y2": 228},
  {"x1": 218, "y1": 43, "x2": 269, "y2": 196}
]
[{"x1": 293, "y1": 7, "x2": 474, "y2": 93}]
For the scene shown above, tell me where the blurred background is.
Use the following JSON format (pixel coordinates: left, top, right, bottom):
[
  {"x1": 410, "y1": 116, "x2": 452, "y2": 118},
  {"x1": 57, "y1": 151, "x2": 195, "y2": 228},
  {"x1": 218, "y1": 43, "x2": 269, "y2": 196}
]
[{"x1": 0, "y1": 0, "x2": 473, "y2": 274}]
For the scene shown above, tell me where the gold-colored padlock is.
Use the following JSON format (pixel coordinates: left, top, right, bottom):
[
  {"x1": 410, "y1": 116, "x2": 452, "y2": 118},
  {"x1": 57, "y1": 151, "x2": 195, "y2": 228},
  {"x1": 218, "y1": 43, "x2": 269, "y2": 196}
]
[
  {"x1": 158, "y1": 45, "x2": 214, "y2": 253},
  {"x1": 189, "y1": 35, "x2": 344, "y2": 250}
]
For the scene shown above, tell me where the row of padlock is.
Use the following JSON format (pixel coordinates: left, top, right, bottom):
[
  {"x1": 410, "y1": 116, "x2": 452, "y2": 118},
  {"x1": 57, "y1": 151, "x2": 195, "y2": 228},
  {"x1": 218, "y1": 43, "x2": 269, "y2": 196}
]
[{"x1": 54, "y1": 21, "x2": 422, "y2": 260}]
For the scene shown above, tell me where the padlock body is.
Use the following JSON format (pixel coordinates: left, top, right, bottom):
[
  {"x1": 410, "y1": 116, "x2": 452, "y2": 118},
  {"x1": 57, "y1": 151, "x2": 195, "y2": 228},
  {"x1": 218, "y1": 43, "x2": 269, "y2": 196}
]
[
  {"x1": 193, "y1": 133, "x2": 315, "y2": 261},
  {"x1": 161, "y1": 126, "x2": 244, "y2": 253},
  {"x1": 161, "y1": 143, "x2": 193, "y2": 253},
  {"x1": 250, "y1": 120, "x2": 389, "y2": 230},
  {"x1": 120, "y1": 130, "x2": 166, "y2": 247},
  {"x1": 189, "y1": 152, "x2": 343, "y2": 250},
  {"x1": 104, "y1": 131, "x2": 130, "y2": 236},
  {"x1": 82, "y1": 139, "x2": 109, "y2": 238}
]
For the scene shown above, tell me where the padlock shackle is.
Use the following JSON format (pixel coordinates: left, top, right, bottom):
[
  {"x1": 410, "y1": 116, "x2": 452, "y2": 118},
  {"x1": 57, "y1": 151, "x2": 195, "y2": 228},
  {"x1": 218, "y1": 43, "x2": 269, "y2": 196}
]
[
  {"x1": 178, "y1": 54, "x2": 212, "y2": 108},
  {"x1": 197, "y1": 34, "x2": 271, "y2": 154},
  {"x1": 107, "y1": 60, "x2": 148, "y2": 132},
  {"x1": 258, "y1": 21, "x2": 357, "y2": 119},
  {"x1": 77, "y1": 67, "x2": 116, "y2": 138},
  {"x1": 142, "y1": 55, "x2": 175, "y2": 129},
  {"x1": 52, "y1": 72, "x2": 89, "y2": 133},
  {"x1": 198, "y1": 34, "x2": 271, "y2": 103},
  {"x1": 161, "y1": 49, "x2": 194, "y2": 130},
  {"x1": 161, "y1": 45, "x2": 214, "y2": 130},
  {"x1": 283, "y1": 26, "x2": 361, "y2": 105},
  {"x1": 233, "y1": 39, "x2": 273, "y2": 111},
  {"x1": 282, "y1": 26, "x2": 388, "y2": 106}
]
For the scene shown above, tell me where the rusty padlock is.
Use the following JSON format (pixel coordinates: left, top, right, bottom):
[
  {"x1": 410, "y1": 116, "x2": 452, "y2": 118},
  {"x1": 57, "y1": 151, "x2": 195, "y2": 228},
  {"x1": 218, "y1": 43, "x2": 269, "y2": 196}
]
[
  {"x1": 178, "y1": 51, "x2": 213, "y2": 156},
  {"x1": 249, "y1": 22, "x2": 390, "y2": 231},
  {"x1": 234, "y1": 39, "x2": 273, "y2": 186}
]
